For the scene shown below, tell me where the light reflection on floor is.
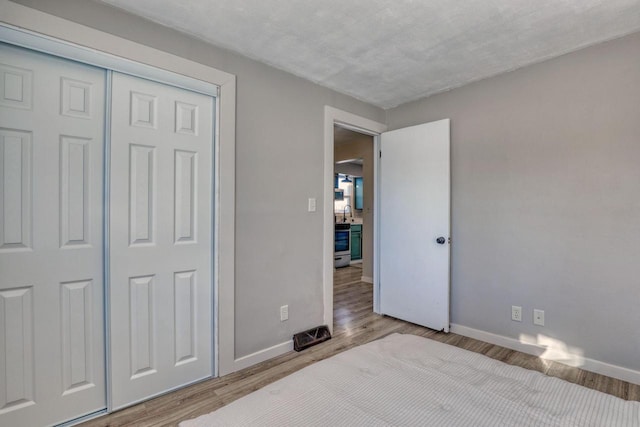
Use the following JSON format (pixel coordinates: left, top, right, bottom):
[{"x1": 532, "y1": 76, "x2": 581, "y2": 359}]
[
  {"x1": 334, "y1": 264, "x2": 369, "y2": 339},
  {"x1": 519, "y1": 333, "x2": 586, "y2": 367}
]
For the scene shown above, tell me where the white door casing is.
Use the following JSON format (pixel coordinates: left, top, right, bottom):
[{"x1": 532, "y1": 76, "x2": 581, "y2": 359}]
[
  {"x1": 379, "y1": 119, "x2": 451, "y2": 332},
  {"x1": 109, "y1": 72, "x2": 213, "y2": 410},
  {"x1": 0, "y1": 43, "x2": 106, "y2": 426}
]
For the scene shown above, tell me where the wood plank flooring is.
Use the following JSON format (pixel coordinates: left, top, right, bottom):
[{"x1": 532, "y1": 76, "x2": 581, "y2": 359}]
[{"x1": 82, "y1": 264, "x2": 640, "y2": 426}]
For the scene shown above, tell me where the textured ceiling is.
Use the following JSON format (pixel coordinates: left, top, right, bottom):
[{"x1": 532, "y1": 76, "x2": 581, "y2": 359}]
[{"x1": 98, "y1": 0, "x2": 640, "y2": 108}]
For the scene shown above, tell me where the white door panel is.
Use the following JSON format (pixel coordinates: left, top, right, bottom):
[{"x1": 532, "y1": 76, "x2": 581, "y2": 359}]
[
  {"x1": 379, "y1": 119, "x2": 450, "y2": 331},
  {"x1": 0, "y1": 43, "x2": 106, "y2": 427},
  {"x1": 109, "y1": 72, "x2": 213, "y2": 410}
]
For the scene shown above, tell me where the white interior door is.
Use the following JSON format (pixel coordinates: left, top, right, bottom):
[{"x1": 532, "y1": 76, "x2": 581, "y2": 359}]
[
  {"x1": 109, "y1": 72, "x2": 213, "y2": 410},
  {"x1": 0, "y1": 43, "x2": 106, "y2": 426},
  {"x1": 379, "y1": 119, "x2": 450, "y2": 331}
]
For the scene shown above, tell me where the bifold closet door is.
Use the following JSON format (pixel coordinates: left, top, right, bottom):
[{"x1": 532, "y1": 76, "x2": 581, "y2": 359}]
[
  {"x1": 109, "y1": 72, "x2": 213, "y2": 409},
  {"x1": 0, "y1": 44, "x2": 106, "y2": 426}
]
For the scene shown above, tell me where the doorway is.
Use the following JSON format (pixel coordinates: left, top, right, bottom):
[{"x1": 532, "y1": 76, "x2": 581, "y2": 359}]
[
  {"x1": 322, "y1": 107, "x2": 387, "y2": 332},
  {"x1": 333, "y1": 127, "x2": 373, "y2": 326},
  {"x1": 334, "y1": 128, "x2": 371, "y2": 277}
]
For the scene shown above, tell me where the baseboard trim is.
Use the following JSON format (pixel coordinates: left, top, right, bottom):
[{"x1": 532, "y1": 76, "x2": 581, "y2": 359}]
[
  {"x1": 232, "y1": 340, "x2": 293, "y2": 372},
  {"x1": 450, "y1": 323, "x2": 640, "y2": 386},
  {"x1": 361, "y1": 276, "x2": 373, "y2": 284}
]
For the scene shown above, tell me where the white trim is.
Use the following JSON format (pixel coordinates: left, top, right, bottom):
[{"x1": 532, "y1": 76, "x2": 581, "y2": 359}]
[
  {"x1": 0, "y1": 25, "x2": 217, "y2": 96},
  {"x1": 372, "y1": 134, "x2": 381, "y2": 314},
  {"x1": 0, "y1": 0, "x2": 237, "y2": 381},
  {"x1": 323, "y1": 106, "x2": 387, "y2": 334},
  {"x1": 0, "y1": 1, "x2": 233, "y2": 89},
  {"x1": 232, "y1": 340, "x2": 294, "y2": 372},
  {"x1": 360, "y1": 276, "x2": 373, "y2": 284},
  {"x1": 57, "y1": 409, "x2": 108, "y2": 427},
  {"x1": 103, "y1": 70, "x2": 113, "y2": 411},
  {"x1": 450, "y1": 324, "x2": 640, "y2": 386}
]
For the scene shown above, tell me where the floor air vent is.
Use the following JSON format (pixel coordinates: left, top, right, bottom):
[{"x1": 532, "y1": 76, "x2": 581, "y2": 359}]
[{"x1": 293, "y1": 325, "x2": 331, "y2": 352}]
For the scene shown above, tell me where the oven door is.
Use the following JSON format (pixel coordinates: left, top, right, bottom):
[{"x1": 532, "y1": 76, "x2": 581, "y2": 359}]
[
  {"x1": 335, "y1": 228, "x2": 350, "y2": 253},
  {"x1": 334, "y1": 226, "x2": 352, "y2": 268}
]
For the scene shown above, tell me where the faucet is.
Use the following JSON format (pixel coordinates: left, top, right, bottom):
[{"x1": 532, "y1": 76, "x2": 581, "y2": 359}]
[{"x1": 343, "y1": 205, "x2": 351, "y2": 223}]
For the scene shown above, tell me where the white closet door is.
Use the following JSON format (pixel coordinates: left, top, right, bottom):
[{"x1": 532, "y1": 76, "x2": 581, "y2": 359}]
[
  {"x1": 0, "y1": 44, "x2": 106, "y2": 426},
  {"x1": 109, "y1": 72, "x2": 213, "y2": 409}
]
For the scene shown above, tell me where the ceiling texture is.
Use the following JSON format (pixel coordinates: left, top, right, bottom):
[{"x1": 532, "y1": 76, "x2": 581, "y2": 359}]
[{"x1": 98, "y1": 0, "x2": 640, "y2": 109}]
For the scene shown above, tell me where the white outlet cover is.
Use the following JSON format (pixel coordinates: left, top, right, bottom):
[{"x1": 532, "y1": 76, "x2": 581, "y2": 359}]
[
  {"x1": 280, "y1": 305, "x2": 289, "y2": 321},
  {"x1": 533, "y1": 309, "x2": 545, "y2": 326},
  {"x1": 511, "y1": 305, "x2": 522, "y2": 322},
  {"x1": 308, "y1": 198, "x2": 316, "y2": 212}
]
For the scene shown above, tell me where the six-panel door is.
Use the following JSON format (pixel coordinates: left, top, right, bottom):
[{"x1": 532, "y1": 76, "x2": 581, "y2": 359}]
[
  {"x1": 108, "y1": 72, "x2": 214, "y2": 410},
  {"x1": 0, "y1": 43, "x2": 107, "y2": 427}
]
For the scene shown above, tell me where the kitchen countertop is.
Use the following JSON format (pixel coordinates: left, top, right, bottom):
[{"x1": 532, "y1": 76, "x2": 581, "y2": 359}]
[{"x1": 335, "y1": 219, "x2": 363, "y2": 225}]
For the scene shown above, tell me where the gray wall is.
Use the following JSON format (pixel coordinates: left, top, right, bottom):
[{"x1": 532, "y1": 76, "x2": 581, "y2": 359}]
[
  {"x1": 11, "y1": 0, "x2": 640, "y2": 374},
  {"x1": 387, "y1": 32, "x2": 640, "y2": 371},
  {"x1": 10, "y1": 0, "x2": 385, "y2": 358}
]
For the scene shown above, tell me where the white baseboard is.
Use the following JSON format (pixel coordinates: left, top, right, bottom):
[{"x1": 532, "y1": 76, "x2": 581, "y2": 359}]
[
  {"x1": 450, "y1": 323, "x2": 640, "y2": 386},
  {"x1": 361, "y1": 276, "x2": 373, "y2": 284},
  {"x1": 232, "y1": 339, "x2": 293, "y2": 372}
]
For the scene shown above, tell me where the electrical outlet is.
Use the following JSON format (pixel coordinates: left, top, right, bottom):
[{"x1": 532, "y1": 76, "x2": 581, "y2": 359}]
[
  {"x1": 308, "y1": 198, "x2": 316, "y2": 212},
  {"x1": 280, "y1": 305, "x2": 289, "y2": 321},
  {"x1": 511, "y1": 305, "x2": 522, "y2": 322},
  {"x1": 533, "y1": 309, "x2": 545, "y2": 326}
]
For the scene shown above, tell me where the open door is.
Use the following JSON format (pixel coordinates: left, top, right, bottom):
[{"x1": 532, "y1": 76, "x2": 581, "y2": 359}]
[{"x1": 379, "y1": 119, "x2": 450, "y2": 331}]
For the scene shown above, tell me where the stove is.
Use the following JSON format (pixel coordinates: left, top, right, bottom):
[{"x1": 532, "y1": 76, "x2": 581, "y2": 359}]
[{"x1": 334, "y1": 223, "x2": 351, "y2": 268}]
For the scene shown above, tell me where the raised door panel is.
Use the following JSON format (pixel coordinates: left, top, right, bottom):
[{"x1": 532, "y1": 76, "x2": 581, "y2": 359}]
[
  {"x1": 129, "y1": 275, "x2": 156, "y2": 378},
  {"x1": 175, "y1": 102, "x2": 198, "y2": 136},
  {"x1": 60, "y1": 136, "x2": 91, "y2": 247},
  {"x1": 0, "y1": 287, "x2": 34, "y2": 414},
  {"x1": 60, "y1": 280, "x2": 94, "y2": 395},
  {"x1": 129, "y1": 144, "x2": 156, "y2": 246},
  {"x1": 0, "y1": 129, "x2": 31, "y2": 251},
  {"x1": 0, "y1": 63, "x2": 32, "y2": 110},
  {"x1": 174, "y1": 150, "x2": 197, "y2": 243},
  {"x1": 174, "y1": 270, "x2": 196, "y2": 365},
  {"x1": 61, "y1": 78, "x2": 93, "y2": 119}
]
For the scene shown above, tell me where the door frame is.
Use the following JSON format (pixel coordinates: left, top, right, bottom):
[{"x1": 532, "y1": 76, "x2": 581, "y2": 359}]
[
  {"x1": 0, "y1": 0, "x2": 237, "y2": 411},
  {"x1": 323, "y1": 106, "x2": 387, "y2": 332}
]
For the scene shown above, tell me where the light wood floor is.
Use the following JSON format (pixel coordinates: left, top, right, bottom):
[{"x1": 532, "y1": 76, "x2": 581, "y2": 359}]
[{"x1": 82, "y1": 264, "x2": 640, "y2": 426}]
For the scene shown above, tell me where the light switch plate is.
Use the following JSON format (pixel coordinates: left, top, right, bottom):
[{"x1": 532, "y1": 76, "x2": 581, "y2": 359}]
[{"x1": 308, "y1": 198, "x2": 316, "y2": 212}]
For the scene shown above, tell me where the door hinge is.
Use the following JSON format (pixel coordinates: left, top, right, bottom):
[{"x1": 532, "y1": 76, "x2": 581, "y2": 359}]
[{"x1": 379, "y1": 150, "x2": 382, "y2": 158}]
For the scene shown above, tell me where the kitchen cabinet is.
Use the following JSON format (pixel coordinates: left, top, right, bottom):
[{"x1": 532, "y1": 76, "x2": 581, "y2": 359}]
[
  {"x1": 354, "y1": 177, "x2": 363, "y2": 210},
  {"x1": 351, "y1": 224, "x2": 362, "y2": 261}
]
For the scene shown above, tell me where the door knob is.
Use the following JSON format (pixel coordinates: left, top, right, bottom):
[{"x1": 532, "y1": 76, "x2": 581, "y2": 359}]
[{"x1": 436, "y1": 237, "x2": 446, "y2": 245}]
